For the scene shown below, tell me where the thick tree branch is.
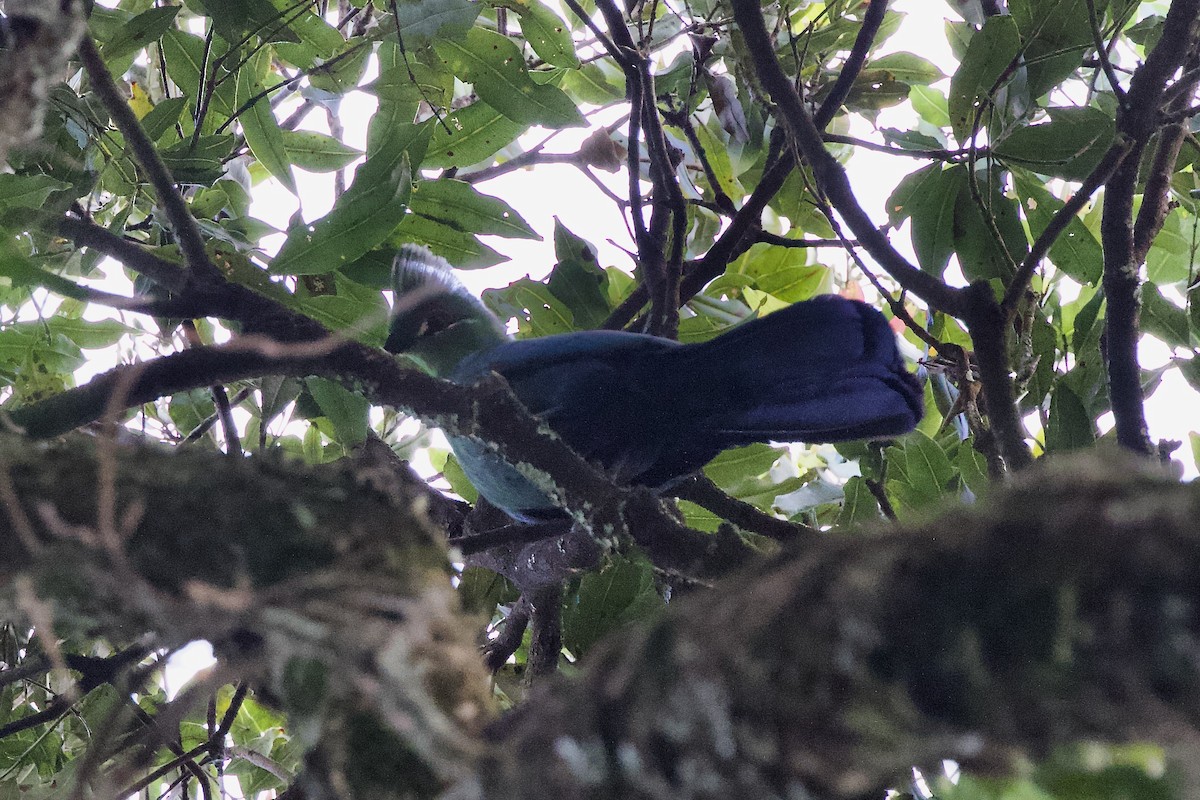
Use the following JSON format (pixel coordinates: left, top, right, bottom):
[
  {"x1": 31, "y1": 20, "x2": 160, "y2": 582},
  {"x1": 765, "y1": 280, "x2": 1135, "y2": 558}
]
[
  {"x1": 670, "y1": 475, "x2": 817, "y2": 543},
  {"x1": 56, "y1": 216, "x2": 190, "y2": 293},
  {"x1": 1101, "y1": 148, "x2": 1154, "y2": 455},
  {"x1": 0, "y1": 437, "x2": 489, "y2": 795},
  {"x1": 470, "y1": 452, "x2": 1200, "y2": 799},
  {"x1": 8, "y1": 334, "x2": 754, "y2": 579},
  {"x1": 1097, "y1": 0, "x2": 1200, "y2": 456}
]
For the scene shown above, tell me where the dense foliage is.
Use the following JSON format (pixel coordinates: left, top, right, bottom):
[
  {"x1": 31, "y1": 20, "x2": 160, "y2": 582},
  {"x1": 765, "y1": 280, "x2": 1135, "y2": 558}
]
[{"x1": 0, "y1": 0, "x2": 1197, "y2": 797}]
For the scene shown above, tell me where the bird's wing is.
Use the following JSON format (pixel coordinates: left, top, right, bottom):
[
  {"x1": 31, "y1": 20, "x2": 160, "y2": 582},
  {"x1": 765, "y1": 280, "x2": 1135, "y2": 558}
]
[{"x1": 452, "y1": 332, "x2": 685, "y2": 484}]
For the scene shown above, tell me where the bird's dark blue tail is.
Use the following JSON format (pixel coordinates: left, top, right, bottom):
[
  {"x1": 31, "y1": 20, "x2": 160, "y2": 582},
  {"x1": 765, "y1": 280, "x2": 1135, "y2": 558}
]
[{"x1": 663, "y1": 295, "x2": 923, "y2": 449}]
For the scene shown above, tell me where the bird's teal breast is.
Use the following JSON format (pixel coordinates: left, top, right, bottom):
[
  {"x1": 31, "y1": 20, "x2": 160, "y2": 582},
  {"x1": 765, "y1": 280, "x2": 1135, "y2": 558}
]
[{"x1": 449, "y1": 435, "x2": 558, "y2": 521}]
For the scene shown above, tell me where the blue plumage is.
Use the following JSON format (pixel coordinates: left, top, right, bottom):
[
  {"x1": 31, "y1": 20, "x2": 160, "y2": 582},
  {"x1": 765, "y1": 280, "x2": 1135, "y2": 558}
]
[{"x1": 386, "y1": 246, "x2": 923, "y2": 520}]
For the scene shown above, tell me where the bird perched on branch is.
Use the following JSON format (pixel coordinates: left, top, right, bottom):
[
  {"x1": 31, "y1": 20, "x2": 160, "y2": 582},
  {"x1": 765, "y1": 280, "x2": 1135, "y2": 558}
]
[{"x1": 385, "y1": 245, "x2": 923, "y2": 521}]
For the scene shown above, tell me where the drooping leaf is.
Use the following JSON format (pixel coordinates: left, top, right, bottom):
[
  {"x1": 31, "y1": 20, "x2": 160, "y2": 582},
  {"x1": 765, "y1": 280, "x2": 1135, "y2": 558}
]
[
  {"x1": 1046, "y1": 383, "x2": 1098, "y2": 453},
  {"x1": 271, "y1": 117, "x2": 428, "y2": 275},
  {"x1": 562, "y1": 555, "x2": 664, "y2": 656},
  {"x1": 888, "y1": 164, "x2": 962, "y2": 277},
  {"x1": 1014, "y1": 171, "x2": 1103, "y2": 284},
  {"x1": 307, "y1": 377, "x2": 370, "y2": 447},
  {"x1": 947, "y1": 16, "x2": 1021, "y2": 141},
  {"x1": 546, "y1": 220, "x2": 608, "y2": 330},
  {"x1": 952, "y1": 165, "x2": 1027, "y2": 282},
  {"x1": 236, "y1": 51, "x2": 296, "y2": 193}
]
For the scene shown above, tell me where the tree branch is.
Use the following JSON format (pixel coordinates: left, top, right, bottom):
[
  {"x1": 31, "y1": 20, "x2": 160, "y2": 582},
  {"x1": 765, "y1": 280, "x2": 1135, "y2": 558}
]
[
  {"x1": 470, "y1": 451, "x2": 1200, "y2": 798},
  {"x1": 78, "y1": 36, "x2": 221, "y2": 285},
  {"x1": 729, "y1": 0, "x2": 960, "y2": 315}
]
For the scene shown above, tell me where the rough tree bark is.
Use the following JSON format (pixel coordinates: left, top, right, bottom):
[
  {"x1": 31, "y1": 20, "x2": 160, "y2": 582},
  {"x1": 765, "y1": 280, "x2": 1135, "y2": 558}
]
[{"x1": 2, "y1": 437, "x2": 1198, "y2": 799}]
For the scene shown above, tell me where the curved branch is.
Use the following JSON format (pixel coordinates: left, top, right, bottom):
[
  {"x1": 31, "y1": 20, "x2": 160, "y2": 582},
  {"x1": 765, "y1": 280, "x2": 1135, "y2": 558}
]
[
  {"x1": 9, "y1": 333, "x2": 754, "y2": 579},
  {"x1": 56, "y1": 216, "x2": 189, "y2": 293}
]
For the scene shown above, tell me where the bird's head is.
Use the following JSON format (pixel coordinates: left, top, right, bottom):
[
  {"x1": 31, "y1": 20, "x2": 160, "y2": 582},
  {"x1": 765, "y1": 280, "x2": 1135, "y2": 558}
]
[{"x1": 384, "y1": 245, "x2": 507, "y2": 376}]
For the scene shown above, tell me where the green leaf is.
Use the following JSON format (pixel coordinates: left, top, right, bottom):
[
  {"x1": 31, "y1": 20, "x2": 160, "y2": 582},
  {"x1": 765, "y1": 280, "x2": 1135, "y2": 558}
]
[
  {"x1": 836, "y1": 476, "x2": 881, "y2": 527},
  {"x1": 392, "y1": 0, "x2": 481, "y2": 47},
  {"x1": 456, "y1": 567, "x2": 516, "y2": 616},
  {"x1": 888, "y1": 164, "x2": 962, "y2": 276},
  {"x1": 292, "y1": 280, "x2": 389, "y2": 343},
  {"x1": 162, "y1": 29, "x2": 235, "y2": 122},
  {"x1": 169, "y1": 388, "x2": 216, "y2": 437},
  {"x1": 952, "y1": 165, "x2": 1026, "y2": 282},
  {"x1": 271, "y1": 134, "x2": 420, "y2": 274},
  {"x1": 866, "y1": 52, "x2": 945, "y2": 84},
  {"x1": 956, "y1": 442, "x2": 991, "y2": 499},
  {"x1": 1045, "y1": 383, "x2": 1096, "y2": 452},
  {"x1": 497, "y1": 0, "x2": 581, "y2": 68},
  {"x1": 160, "y1": 135, "x2": 237, "y2": 185},
  {"x1": 1140, "y1": 285, "x2": 1190, "y2": 349},
  {"x1": 880, "y1": 127, "x2": 946, "y2": 152},
  {"x1": 308, "y1": 39, "x2": 372, "y2": 95},
  {"x1": 161, "y1": 27, "x2": 203, "y2": 102},
  {"x1": 1010, "y1": 0, "x2": 1102, "y2": 98},
  {"x1": 236, "y1": 52, "x2": 296, "y2": 193},
  {"x1": 280, "y1": 130, "x2": 361, "y2": 173},
  {"x1": 1014, "y1": 171, "x2": 1103, "y2": 284},
  {"x1": 1188, "y1": 284, "x2": 1200, "y2": 344},
  {"x1": 694, "y1": 120, "x2": 743, "y2": 201},
  {"x1": 734, "y1": 243, "x2": 832, "y2": 303},
  {"x1": 0, "y1": 175, "x2": 69, "y2": 211},
  {"x1": 434, "y1": 28, "x2": 585, "y2": 128},
  {"x1": 484, "y1": 279, "x2": 574, "y2": 336},
  {"x1": 886, "y1": 431, "x2": 956, "y2": 515},
  {"x1": 394, "y1": 214, "x2": 506, "y2": 269},
  {"x1": 306, "y1": 377, "x2": 369, "y2": 446},
  {"x1": 41, "y1": 317, "x2": 136, "y2": 349},
  {"x1": 703, "y1": 443, "x2": 783, "y2": 489},
  {"x1": 437, "y1": 451, "x2": 479, "y2": 504},
  {"x1": 909, "y1": 85, "x2": 951, "y2": 129},
  {"x1": 0, "y1": 250, "x2": 110, "y2": 303},
  {"x1": 101, "y1": 6, "x2": 181, "y2": 63},
  {"x1": 193, "y1": 0, "x2": 301, "y2": 44},
  {"x1": 408, "y1": 179, "x2": 539, "y2": 240},
  {"x1": 425, "y1": 101, "x2": 529, "y2": 169},
  {"x1": 994, "y1": 107, "x2": 1114, "y2": 181},
  {"x1": 259, "y1": 376, "x2": 302, "y2": 430},
  {"x1": 561, "y1": 62, "x2": 624, "y2": 105},
  {"x1": 562, "y1": 555, "x2": 664, "y2": 656},
  {"x1": 271, "y1": 0, "x2": 345, "y2": 68},
  {"x1": 546, "y1": 220, "x2": 608, "y2": 329},
  {"x1": 1145, "y1": 211, "x2": 1193, "y2": 285},
  {"x1": 140, "y1": 96, "x2": 189, "y2": 141},
  {"x1": 947, "y1": 16, "x2": 1021, "y2": 141}
]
